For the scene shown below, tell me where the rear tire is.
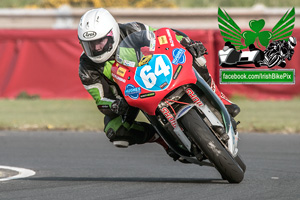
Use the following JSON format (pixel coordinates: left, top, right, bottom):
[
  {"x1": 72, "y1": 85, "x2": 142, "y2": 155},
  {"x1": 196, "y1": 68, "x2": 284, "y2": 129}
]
[{"x1": 180, "y1": 109, "x2": 244, "y2": 183}]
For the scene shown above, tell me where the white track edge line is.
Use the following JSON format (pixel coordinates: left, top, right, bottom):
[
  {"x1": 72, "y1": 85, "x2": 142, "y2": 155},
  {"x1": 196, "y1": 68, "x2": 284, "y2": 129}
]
[{"x1": 0, "y1": 165, "x2": 36, "y2": 181}]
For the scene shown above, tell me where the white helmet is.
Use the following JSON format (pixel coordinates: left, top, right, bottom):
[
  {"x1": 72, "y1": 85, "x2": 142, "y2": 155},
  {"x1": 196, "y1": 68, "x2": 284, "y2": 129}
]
[{"x1": 78, "y1": 8, "x2": 120, "y2": 63}]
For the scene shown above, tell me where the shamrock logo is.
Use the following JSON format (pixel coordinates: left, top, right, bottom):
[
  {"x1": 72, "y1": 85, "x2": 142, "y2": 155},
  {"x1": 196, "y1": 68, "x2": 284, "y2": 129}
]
[{"x1": 242, "y1": 19, "x2": 272, "y2": 48}]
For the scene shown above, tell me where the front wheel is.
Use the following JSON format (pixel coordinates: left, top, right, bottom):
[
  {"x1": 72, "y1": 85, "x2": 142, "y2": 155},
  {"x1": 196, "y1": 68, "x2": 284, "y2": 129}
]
[
  {"x1": 234, "y1": 153, "x2": 246, "y2": 172},
  {"x1": 180, "y1": 109, "x2": 244, "y2": 183}
]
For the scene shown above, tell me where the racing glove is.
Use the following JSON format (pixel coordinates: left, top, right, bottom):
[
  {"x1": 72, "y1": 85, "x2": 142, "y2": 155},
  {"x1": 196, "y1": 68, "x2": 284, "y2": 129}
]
[
  {"x1": 181, "y1": 37, "x2": 208, "y2": 68},
  {"x1": 180, "y1": 37, "x2": 207, "y2": 58},
  {"x1": 110, "y1": 98, "x2": 129, "y2": 115}
]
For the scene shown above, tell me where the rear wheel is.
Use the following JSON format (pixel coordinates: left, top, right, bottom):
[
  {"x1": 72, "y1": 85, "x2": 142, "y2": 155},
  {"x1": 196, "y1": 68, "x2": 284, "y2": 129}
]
[{"x1": 180, "y1": 109, "x2": 244, "y2": 183}]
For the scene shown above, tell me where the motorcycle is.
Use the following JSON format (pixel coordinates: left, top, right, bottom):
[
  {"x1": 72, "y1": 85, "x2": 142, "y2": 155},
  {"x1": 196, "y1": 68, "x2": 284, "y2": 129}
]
[{"x1": 111, "y1": 28, "x2": 246, "y2": 183}]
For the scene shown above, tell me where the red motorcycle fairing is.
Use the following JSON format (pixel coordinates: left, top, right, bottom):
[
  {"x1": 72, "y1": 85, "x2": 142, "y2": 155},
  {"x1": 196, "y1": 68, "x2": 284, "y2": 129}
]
[{"x1": 111, "y1": 28, "x2": 197, "y2": 115}]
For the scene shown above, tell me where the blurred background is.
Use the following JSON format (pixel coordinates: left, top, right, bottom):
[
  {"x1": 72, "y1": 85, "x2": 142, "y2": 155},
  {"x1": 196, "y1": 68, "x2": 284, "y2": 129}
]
[
  {"x1": 1, "y1": 0, "x2": 300, "y2": 29},
  {"x1": 0, "y1": 0, "x2": 299, "y2": 132}
]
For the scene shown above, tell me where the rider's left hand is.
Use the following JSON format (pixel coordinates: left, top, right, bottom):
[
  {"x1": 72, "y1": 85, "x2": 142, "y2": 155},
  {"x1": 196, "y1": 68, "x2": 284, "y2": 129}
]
[{"x1": 180, "y1": 37, "x2": 207, "y2": 58}]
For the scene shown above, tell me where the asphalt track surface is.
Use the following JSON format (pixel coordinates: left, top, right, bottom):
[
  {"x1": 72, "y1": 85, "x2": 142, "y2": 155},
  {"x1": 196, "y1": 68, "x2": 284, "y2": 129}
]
[{"x1": 0, "y1": 131, "x2": 299, "y2": 200}]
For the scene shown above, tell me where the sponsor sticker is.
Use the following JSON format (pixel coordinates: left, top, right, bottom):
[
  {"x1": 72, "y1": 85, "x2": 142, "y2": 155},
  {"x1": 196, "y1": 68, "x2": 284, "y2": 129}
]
[
  {"x1": 158, "y1": 35, "x2": 168, "y2": 45},
  {"x1": 125, "y1": 84, "x2": 141, "y2": 99},
  {"x1": 173, "y1": 65, "x2": 182, "y2": 80},
  {"x1": 160, "y1": 107, "x2": 176, "y2": 128},
  {"x1": 112, "y1": 73, "x2": 126, "y2": 83},
  {"x1": 172, "y1": 48, "x2": 186, "y2": 65},
  {"x1": 140, "y1": 92, "x2": 155, "y2": 99},
  {"x1": 117, "y1": 67, "x2": 126, "y2": 77},
  {"x1": 166, "y1": 29, "x2": 175, "y2": 47},
  {"x1": 160, "y1": 82, "x2": 168, "y2": 89},
  {"x1": 124, "y1": 60, "x2": 136, "y2": 67},
  {"x1": 139, "y1": 55, "x2": 152, "y2": 66},
  {"x1": 186, "y1": 88, "x2": 204, "y2": 107}
]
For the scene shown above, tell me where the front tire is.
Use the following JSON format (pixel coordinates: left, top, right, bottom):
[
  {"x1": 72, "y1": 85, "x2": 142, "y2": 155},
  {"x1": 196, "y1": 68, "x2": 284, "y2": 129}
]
[
  {"x1": 180, "y1": 109, "x2": 244, "y2": 183},
  {"x1": 234, "y1": 153, "x2": 246, "y2": 172}
]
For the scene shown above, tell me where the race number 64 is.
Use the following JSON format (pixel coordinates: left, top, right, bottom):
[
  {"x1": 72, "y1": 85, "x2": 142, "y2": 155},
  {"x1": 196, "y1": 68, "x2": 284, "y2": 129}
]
[{"x1": 140, "y1": 56, "x2": 171, "y2": 89}]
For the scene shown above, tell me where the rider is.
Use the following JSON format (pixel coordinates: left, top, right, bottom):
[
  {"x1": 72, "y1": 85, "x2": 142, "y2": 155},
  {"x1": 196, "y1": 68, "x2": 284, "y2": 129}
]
[
  {"x1": 77, "y1": 8, "x2": 240, "y2": 160},
  {"x1": 262, "y1": 36, "x2": 297, "y2": 68}
]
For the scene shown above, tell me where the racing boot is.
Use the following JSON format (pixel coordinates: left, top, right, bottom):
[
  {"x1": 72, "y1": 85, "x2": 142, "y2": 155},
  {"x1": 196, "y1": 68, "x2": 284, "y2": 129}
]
[
  {"x1": 104, "y1": 117, "x2": 160, "y2": 148},
  {"x1": 225, "y1": 104, "x2": 241, "y2": 118}
]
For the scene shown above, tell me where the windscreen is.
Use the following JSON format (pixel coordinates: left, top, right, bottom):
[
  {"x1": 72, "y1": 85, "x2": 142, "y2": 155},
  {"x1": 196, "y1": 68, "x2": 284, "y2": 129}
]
[{"x1": 116, "y1": 30, "x2": 156, "y2": 68}]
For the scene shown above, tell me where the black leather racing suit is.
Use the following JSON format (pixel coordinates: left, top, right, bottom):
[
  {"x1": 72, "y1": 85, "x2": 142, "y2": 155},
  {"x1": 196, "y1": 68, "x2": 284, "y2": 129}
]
[{"x1": 78, "y1": 22, "x2": 157, "y2": 145}]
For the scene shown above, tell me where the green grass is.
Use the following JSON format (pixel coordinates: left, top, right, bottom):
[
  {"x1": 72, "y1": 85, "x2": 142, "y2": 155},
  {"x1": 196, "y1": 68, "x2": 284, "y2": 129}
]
[
  {"x1": 0, "y1": 99, "x2": 104, "y2": 130},
  {"x1": 0, "y1": 98, "x2": 299, "y2": 133},
  {"x1": 232, "y1": 97, "x2": 300, "y2": 133}
]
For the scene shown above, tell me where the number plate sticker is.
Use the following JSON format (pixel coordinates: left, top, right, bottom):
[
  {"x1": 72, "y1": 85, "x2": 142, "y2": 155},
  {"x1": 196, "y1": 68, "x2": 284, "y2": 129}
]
[{"x1": 134, "y1": 54, "x2": 173, "y2": 91}]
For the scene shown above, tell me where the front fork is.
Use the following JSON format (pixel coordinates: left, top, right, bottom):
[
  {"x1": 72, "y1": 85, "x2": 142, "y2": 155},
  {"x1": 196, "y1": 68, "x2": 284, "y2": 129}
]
[
  {"x1": 176, "y1": 103, "x2": 239, "y2": 157},
  {"x1": 190, "y1": 68, "x2": 239, "y2": 156}
]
